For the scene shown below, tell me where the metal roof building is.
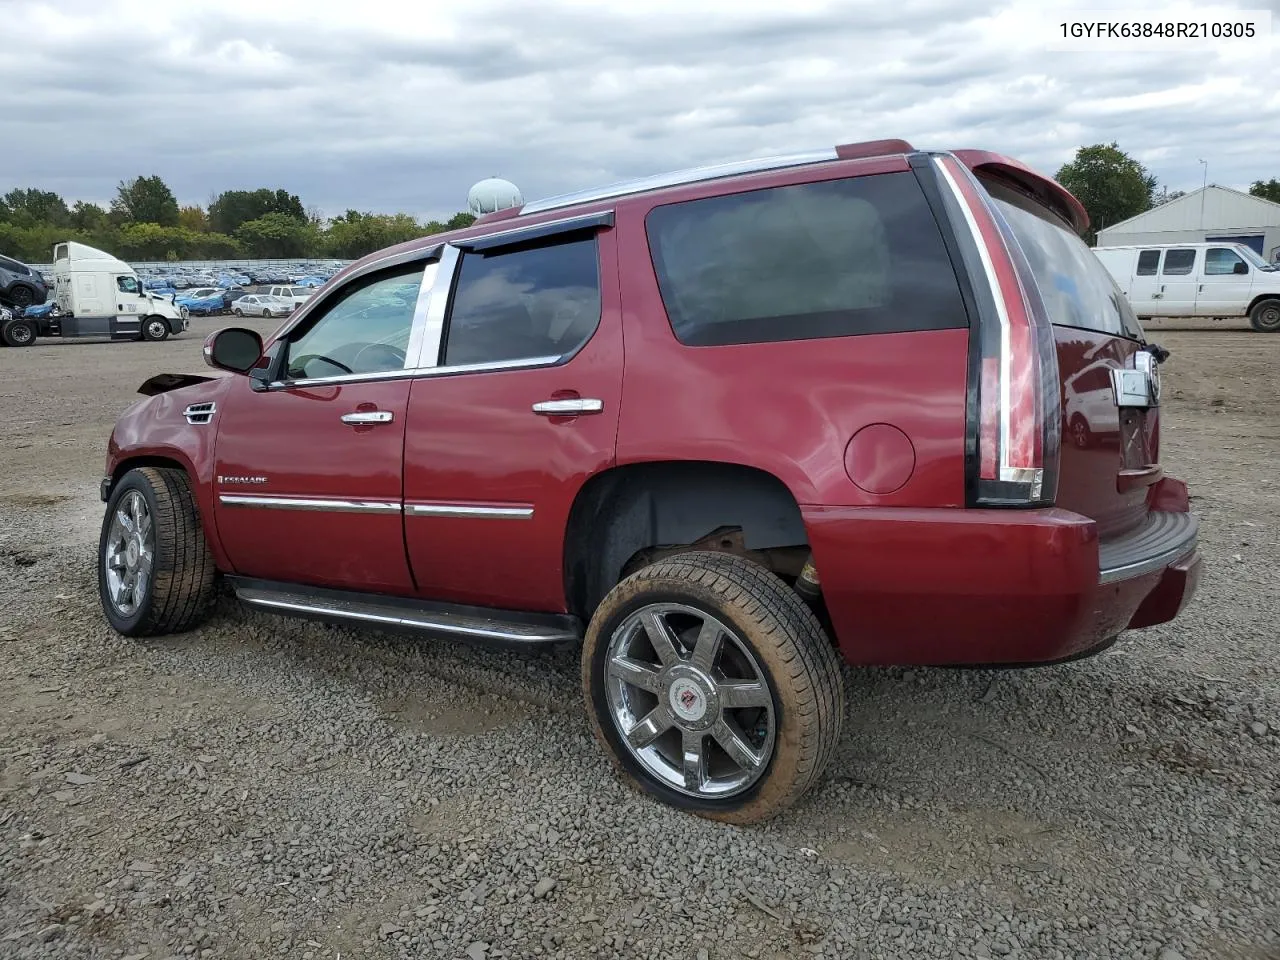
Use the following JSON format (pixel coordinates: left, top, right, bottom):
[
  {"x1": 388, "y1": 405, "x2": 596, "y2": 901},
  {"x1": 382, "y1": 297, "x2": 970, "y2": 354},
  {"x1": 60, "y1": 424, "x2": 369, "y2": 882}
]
[{"x1": 1096, "y1": 185, "x2": 1280, "y2": 262}]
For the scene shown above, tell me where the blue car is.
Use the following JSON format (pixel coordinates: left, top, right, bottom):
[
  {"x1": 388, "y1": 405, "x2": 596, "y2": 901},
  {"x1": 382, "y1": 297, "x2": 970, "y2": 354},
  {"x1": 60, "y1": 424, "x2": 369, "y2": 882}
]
[{"x1": 174, "y1": 291, "x2": 226, "y2": 316}]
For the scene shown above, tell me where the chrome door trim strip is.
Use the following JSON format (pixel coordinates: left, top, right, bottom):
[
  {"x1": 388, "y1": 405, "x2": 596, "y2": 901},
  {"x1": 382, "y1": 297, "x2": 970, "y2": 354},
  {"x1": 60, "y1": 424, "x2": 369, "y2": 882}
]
[
  {"x1": 405, "y1": 503, "x2": 534, "y2": 520},
  {"x1": 218, "y1": 494, "x2": 402, "y2": 514},
  {"x1": 268, "y1": 353, "x2": 562, "y2": 390}
]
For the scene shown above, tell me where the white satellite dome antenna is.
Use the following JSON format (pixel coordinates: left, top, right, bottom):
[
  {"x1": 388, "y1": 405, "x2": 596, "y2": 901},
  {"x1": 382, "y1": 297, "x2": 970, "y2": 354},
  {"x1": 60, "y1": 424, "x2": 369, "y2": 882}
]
[{"x1": 467, "y1": 177, "x2": 524, "y2": 215}]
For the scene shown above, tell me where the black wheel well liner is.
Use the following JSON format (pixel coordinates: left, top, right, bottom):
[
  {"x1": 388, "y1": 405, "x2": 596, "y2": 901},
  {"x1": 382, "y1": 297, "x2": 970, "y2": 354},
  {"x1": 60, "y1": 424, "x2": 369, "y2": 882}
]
[
  {"x1": 1247, "y1": 294, "x2": 1280, "y2": 316},
  {"x1": 563, "y1": 461, "x2": 807, "y2": 621}
]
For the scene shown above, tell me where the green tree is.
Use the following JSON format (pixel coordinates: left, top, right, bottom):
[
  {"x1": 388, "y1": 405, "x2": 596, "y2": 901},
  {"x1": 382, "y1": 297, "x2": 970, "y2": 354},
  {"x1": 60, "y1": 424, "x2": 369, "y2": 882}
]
[
  {"x1": 446, "y1": 211, "x2": 477, "y2": 230},
  {"x1": 235, "y1": 212, "x2": 316, "y2": 258},
  {"x1": 0, "y1": 188, "x2": 71, "y2": 228},
  {"x1": 179, "y1": 205, "x2": 209, "y2": 232},
  {"x1": 209, "y1": 188, "x2": 305, "y2": 235},
  {"x1": 1055, "y1": 143, "x2": 1157, "y2": 243},
  {"x1": 69, "y1": 201, "x2": 109, "y2": 231},
  {"x1": 324, "y1": 210, "x2": 425, "y2": 259},
  {"x1": 112, "y1": 175, "x2": 180, "y2": 226},
  {"x1": 1249, "y1": 179, "x2": 1280, "y2": 204}
]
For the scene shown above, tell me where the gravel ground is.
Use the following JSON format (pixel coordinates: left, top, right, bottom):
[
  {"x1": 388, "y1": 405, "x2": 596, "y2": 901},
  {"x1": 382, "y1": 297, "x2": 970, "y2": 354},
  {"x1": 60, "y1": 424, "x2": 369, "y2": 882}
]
[{"x1": 0, "y1": 317, "x2": 1277, "y2": 960}]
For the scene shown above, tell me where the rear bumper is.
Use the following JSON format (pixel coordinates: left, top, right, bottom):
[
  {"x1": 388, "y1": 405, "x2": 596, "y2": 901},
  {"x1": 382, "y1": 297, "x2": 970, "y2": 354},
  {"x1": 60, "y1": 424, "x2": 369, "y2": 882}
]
[{"x1": 804, "y1": 491, "x2": 1201, "y2": 667}]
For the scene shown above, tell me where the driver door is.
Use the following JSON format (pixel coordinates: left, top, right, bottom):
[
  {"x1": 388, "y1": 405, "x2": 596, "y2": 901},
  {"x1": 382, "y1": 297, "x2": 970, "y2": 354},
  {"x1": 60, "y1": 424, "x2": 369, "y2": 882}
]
[{"x1": 212, "y1": 256, "x2": 438, "y2": 594}]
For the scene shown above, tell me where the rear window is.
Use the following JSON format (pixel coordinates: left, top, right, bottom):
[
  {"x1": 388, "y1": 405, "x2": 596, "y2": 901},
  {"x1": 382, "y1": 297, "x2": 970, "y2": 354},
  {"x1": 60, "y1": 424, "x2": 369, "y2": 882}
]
[
  {"x1": 987, "y1": 182, "x2": 1143, "y2": 340},
  {"x1": 1162, "y1": 249, "x2": 1196, "y2": 275},
  {"x1": 645, "y1": 172, "x2": 968, "y2": 346}
]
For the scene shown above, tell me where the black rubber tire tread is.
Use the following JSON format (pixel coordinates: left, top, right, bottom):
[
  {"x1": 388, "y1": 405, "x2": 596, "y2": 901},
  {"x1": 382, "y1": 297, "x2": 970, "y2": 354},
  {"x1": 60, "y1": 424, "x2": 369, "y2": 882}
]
[
  {"x1": 582, "y1": 551, "x2": 844, "y2": 824},
  {"x1": 1249, "y1": 298, "x2": 1280, "y2": 333},
  {"x1": 99, "y1": 467, "x2": 217, "y2": 637},
  {"x1": 142, "y1": 316, "x2": 170, "y2": 341},
  {"x1": 2, "y1": 319, "x2": 36, "y2": 347}
]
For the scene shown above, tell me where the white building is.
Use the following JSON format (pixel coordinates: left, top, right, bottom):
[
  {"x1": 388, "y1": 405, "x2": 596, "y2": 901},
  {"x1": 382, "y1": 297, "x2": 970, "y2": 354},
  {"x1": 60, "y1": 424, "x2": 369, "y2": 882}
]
[{"x1": 1096, "y1": 185, "x2": 1280, "y2": 262}]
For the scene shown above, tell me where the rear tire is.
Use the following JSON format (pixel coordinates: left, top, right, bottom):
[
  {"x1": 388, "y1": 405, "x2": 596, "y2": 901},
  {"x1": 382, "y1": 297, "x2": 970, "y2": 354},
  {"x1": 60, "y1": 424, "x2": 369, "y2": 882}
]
[
  {"x1": 1, "y1": 318, "x2": 36, "y2": 347},
  {"x1": 232, "y1": 308, "x2": 243, "y2": 317},
  {"x1": 582, "y1": 551, "x2": 844, "y2": 824},
  {"x1": 98, "y1": 467, "x2": 217, "y2": 637},
  {"x1": 142, "y1": 317, "x2": 170, "y2": 341},
  {"x1": 7, "y1": 285, "x2": 35, "y2": 308},
  {"x1": 1250, "y1": 299, "x2": 1280, "y2": 332}
]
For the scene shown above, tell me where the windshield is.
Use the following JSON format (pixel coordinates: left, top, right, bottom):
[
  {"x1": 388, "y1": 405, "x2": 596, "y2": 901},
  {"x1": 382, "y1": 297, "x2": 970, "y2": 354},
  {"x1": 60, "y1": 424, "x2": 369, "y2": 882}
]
[
  {"x1": 1237, "y1": 245, "x2": 1275, "y2": 270},
  {"x1": 985, "y1": 181, "x2": 1144, "y2": 341}
]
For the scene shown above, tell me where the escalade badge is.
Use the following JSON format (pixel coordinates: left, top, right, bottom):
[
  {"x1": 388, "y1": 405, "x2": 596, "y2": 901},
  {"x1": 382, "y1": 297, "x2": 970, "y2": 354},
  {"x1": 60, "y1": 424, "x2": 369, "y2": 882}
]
[{"x1": 218, "y1": 476, "x2": 269, "y2": 485}]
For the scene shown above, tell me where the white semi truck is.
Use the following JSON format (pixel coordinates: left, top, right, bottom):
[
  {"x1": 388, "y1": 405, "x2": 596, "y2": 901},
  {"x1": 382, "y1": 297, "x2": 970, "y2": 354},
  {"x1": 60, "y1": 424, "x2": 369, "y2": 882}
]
[{"x1": 0, "y1": 241, "x2": 188, "y2": 347}]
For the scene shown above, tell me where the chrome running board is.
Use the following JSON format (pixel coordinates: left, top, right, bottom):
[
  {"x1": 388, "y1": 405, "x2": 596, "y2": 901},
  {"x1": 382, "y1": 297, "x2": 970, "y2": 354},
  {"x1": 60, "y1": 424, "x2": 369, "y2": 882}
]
[{"x1": 228, "y1": 577, "x2": 581, "y2": 647}]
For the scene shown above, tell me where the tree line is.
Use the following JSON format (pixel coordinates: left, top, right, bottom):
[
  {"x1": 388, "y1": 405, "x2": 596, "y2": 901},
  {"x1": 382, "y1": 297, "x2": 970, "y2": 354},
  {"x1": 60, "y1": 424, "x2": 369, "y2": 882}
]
[
  {"x1": 4, "y1": 153, "x2": 1279, "y2": 263},
  {"x1": 0, "y1": 175, "x2": 477, "y2": 263},
  {"x1": 1055, "y1": 143, "x2": 1280, "y2": 245}
]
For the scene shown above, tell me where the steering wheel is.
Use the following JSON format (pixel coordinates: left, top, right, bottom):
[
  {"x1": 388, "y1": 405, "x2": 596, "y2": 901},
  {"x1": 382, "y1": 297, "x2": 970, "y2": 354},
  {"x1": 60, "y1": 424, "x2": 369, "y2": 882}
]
[
  {"x1": 352, "y1": 342, "x2": 407, "y2": 371},
  {"x1": 290, "y1": 354, "x2": 353, "y2": 376}
]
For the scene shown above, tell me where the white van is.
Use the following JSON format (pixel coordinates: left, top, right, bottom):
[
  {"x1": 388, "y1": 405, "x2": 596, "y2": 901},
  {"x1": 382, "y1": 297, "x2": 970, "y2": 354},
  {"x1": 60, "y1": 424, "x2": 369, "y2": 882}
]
[
  {"x1": 49, "y1": 241, "x2": 188, "y2": 342},
  {"x1": 1093, "y1": 242, "x2": 1280, "y2": 332}
]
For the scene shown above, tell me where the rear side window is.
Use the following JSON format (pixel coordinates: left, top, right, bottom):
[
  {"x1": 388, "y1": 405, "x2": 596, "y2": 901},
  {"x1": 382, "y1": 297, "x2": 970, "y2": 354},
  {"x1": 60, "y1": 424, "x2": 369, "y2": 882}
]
[
  {"x1": 1162, "y1": 249, "x2": 1196, "y2": 275},
  {"x1": 645, "y1": 172, "x2": 967, "y2": 346},
  {"x1": 987, "y1": 183, "x2": 1143, "y2": 339},
  {"x1": 0, "y1": 256, "x2": 29, "y2": 275},
  {"x1": 444, "y1": 235, "x2": 601, "y2": 367},
  {"x1": 1135, "y1": 250, "x2": 1160, "y2": 275}
]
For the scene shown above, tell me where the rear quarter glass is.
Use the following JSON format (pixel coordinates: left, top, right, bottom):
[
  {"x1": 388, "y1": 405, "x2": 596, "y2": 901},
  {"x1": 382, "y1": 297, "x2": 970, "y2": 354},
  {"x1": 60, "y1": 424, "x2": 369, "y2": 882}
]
[{"x1": 643, "y1": 170, "x2": 969, "y2": 347}]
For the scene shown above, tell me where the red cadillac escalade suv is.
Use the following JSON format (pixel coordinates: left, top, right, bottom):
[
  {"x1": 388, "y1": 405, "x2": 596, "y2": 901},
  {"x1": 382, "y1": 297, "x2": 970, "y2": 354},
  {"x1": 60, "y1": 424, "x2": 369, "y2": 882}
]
[{"x1": 98, "y1": 139, "x2": 1202, "y2": 822}]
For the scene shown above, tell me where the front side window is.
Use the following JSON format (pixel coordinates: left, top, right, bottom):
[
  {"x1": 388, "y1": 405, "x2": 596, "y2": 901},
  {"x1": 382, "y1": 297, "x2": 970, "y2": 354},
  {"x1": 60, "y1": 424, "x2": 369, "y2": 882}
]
[
  {"x1": 1162, "y1": 249, "x2": 1196, "y2": 275},
  {"x1": 1136, "y1": 250, "x2": 1160, "y2": 276},
  {"x1": 646, "y1": 172, "x2": 966, "y2": 346},
  {"x1": 1204, "y1": 247, "x2": 1245, "y2": 276},
  {"x1": 443, "y1": 235, "x2": 601, "y2": 367},
  {"x1": 116, "y1": 276, "x2": 140, "y2": 294},
  {"x1": 284, "y1": 261, "x2": 432, "y2": 379}
]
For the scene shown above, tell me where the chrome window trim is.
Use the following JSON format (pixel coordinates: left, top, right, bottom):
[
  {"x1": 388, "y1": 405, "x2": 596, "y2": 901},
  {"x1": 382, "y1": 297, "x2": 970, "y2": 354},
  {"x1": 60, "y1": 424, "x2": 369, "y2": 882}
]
[
  {"x1": 403, "y1": 259, "x2": 442, "y2": 373},
  {"x1": 405, "y1": 503, "x2": 534, "y2": 520},
  {"x1": 266, "y1": 353, "x2": 563, "y2": 390},
  {"x1": 412, "y1": 244, "x2": 461, "y2": 369},
  {"x1": 520, "y1": 150, "x2": 839, "y2": 215},
  {"x1": 218, "y1": 494, "x2": 401, "y2": 514}
]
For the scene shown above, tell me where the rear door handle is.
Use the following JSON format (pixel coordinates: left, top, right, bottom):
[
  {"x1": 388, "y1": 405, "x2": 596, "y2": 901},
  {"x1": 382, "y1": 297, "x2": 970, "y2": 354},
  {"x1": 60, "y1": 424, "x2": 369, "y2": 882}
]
[
  {"x1": 532, "y1": 398, "x2": 604, "y2": 416},
  {"x1": 340, "y1": 411, "x2": 394, "y2": 425}
]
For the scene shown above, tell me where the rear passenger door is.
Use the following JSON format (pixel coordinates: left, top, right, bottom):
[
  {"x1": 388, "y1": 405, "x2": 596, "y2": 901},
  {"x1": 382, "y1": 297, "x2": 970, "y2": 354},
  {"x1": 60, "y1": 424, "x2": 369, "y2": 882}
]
[
  {"x1": 1156, "y1": 248, "x2": 1198, "y2": 316},
  {"x1": 1126, "y1": 249, "x2": 1162, "y2": 312},
  {"x1": 402, "y1": 218, "x2": 623, "y2": 613}
]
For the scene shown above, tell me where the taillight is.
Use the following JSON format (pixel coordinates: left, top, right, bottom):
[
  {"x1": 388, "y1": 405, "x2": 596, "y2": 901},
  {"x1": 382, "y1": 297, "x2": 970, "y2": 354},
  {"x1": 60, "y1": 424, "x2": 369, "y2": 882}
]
[{"x1": 934, "y1": 155, "x2": 1060, "y2": 506}]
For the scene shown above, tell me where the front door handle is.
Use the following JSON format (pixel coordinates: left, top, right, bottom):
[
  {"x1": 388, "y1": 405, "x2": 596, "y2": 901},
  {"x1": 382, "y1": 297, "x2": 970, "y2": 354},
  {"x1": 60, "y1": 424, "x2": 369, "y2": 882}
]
[
  {"x1": 532, "y1": 398, "x2": 604, "y2": 416},
  {"x1": 340, "y1": 411, "x2": 394, "y2": 425}
]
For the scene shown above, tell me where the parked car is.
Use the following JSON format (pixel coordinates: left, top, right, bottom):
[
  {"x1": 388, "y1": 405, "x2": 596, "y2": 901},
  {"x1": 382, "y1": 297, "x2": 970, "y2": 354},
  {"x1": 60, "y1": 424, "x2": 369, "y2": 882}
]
[
  {"x1": 221, "y1": 286, "x2": 250, "y2": 310},
  {"x1": 175, "y1": 290, "x2": 227, "y2": 316},
  {"x1": 96, "y1": 139, "x2": 1201, "y2": 823},
  {"x1": 263, "y1": 284, "x2": 314, "y2": 307},
  {"x1": 231, "y1": 294, "x2": 294, "y2": 317},
  {"x1": 1094, "y1": 242, "x2": 1280, "y2": 332},
  {"x1": 0, "y1": 253, "x2": 49, "y2": 308}
]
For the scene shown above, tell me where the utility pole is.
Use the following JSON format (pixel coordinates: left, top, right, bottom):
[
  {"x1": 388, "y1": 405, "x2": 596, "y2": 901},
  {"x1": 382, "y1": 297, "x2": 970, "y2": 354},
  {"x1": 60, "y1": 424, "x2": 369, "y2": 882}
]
[{"x1": 1198, "y1": 159, "x2": 1208, "y2": 233}]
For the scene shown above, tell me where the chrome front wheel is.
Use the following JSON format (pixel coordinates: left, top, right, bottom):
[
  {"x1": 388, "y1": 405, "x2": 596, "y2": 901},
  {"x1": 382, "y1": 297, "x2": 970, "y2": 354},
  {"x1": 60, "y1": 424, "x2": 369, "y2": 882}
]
[{"x1": 102, "y1": 490, "x2": 154, "y2": 617}]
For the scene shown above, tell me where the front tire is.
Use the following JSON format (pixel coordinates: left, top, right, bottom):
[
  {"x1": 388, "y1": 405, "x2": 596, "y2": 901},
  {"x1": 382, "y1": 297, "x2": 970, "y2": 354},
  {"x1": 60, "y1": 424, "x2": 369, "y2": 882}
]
[
  {"x1": 582, "y1": 552, "x2": 844, "y2": 824},
  {"x1": 261, "y1": 308, "x2": 272, "y2": 318},
  {"x1": 142, "y1": 317, "x2": 170, "y2": 341},
  {"x1": 1250, "y1": 299, "x2": 1280, "y2": 332},
  {"x1": 1, "y1": 318, "x2": 36, "y2": 347},
  {"x1": 98, "y1": 467, "x2": 217, "y2": 637}
]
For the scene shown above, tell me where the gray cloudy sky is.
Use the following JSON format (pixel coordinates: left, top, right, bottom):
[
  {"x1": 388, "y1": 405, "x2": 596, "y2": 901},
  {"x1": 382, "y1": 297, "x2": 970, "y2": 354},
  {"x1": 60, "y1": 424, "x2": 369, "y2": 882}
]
[{"x1": 3, "y1": 0, "x2": 1278, "y2": 221}]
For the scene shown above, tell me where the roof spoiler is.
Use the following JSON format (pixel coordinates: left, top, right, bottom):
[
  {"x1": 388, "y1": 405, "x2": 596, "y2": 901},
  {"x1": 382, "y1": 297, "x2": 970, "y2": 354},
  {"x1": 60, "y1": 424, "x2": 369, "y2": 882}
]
[{"x1": 952, "y1": 149, "x2": 1090, "y2": 235}]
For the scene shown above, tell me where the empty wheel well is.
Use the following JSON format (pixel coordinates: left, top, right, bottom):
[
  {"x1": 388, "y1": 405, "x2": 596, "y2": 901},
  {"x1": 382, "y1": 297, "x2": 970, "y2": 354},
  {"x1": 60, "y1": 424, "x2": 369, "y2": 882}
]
[{"x1": 563, "y1": 461, "x2": 808, "y2": 621}]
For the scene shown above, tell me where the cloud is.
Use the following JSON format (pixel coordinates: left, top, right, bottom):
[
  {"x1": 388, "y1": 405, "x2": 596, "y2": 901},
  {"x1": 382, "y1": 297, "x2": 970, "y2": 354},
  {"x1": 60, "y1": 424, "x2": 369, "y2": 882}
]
[{"x1": 1, "y1": 0, "x2": 1276, "y2": 221}]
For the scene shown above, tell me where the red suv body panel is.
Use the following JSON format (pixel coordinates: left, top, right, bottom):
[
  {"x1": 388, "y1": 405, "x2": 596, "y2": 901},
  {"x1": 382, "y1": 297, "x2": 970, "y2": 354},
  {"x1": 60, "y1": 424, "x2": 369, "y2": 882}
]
[{"x1": 103, "y1": 140, "x2": 1201, "y2": 666}]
